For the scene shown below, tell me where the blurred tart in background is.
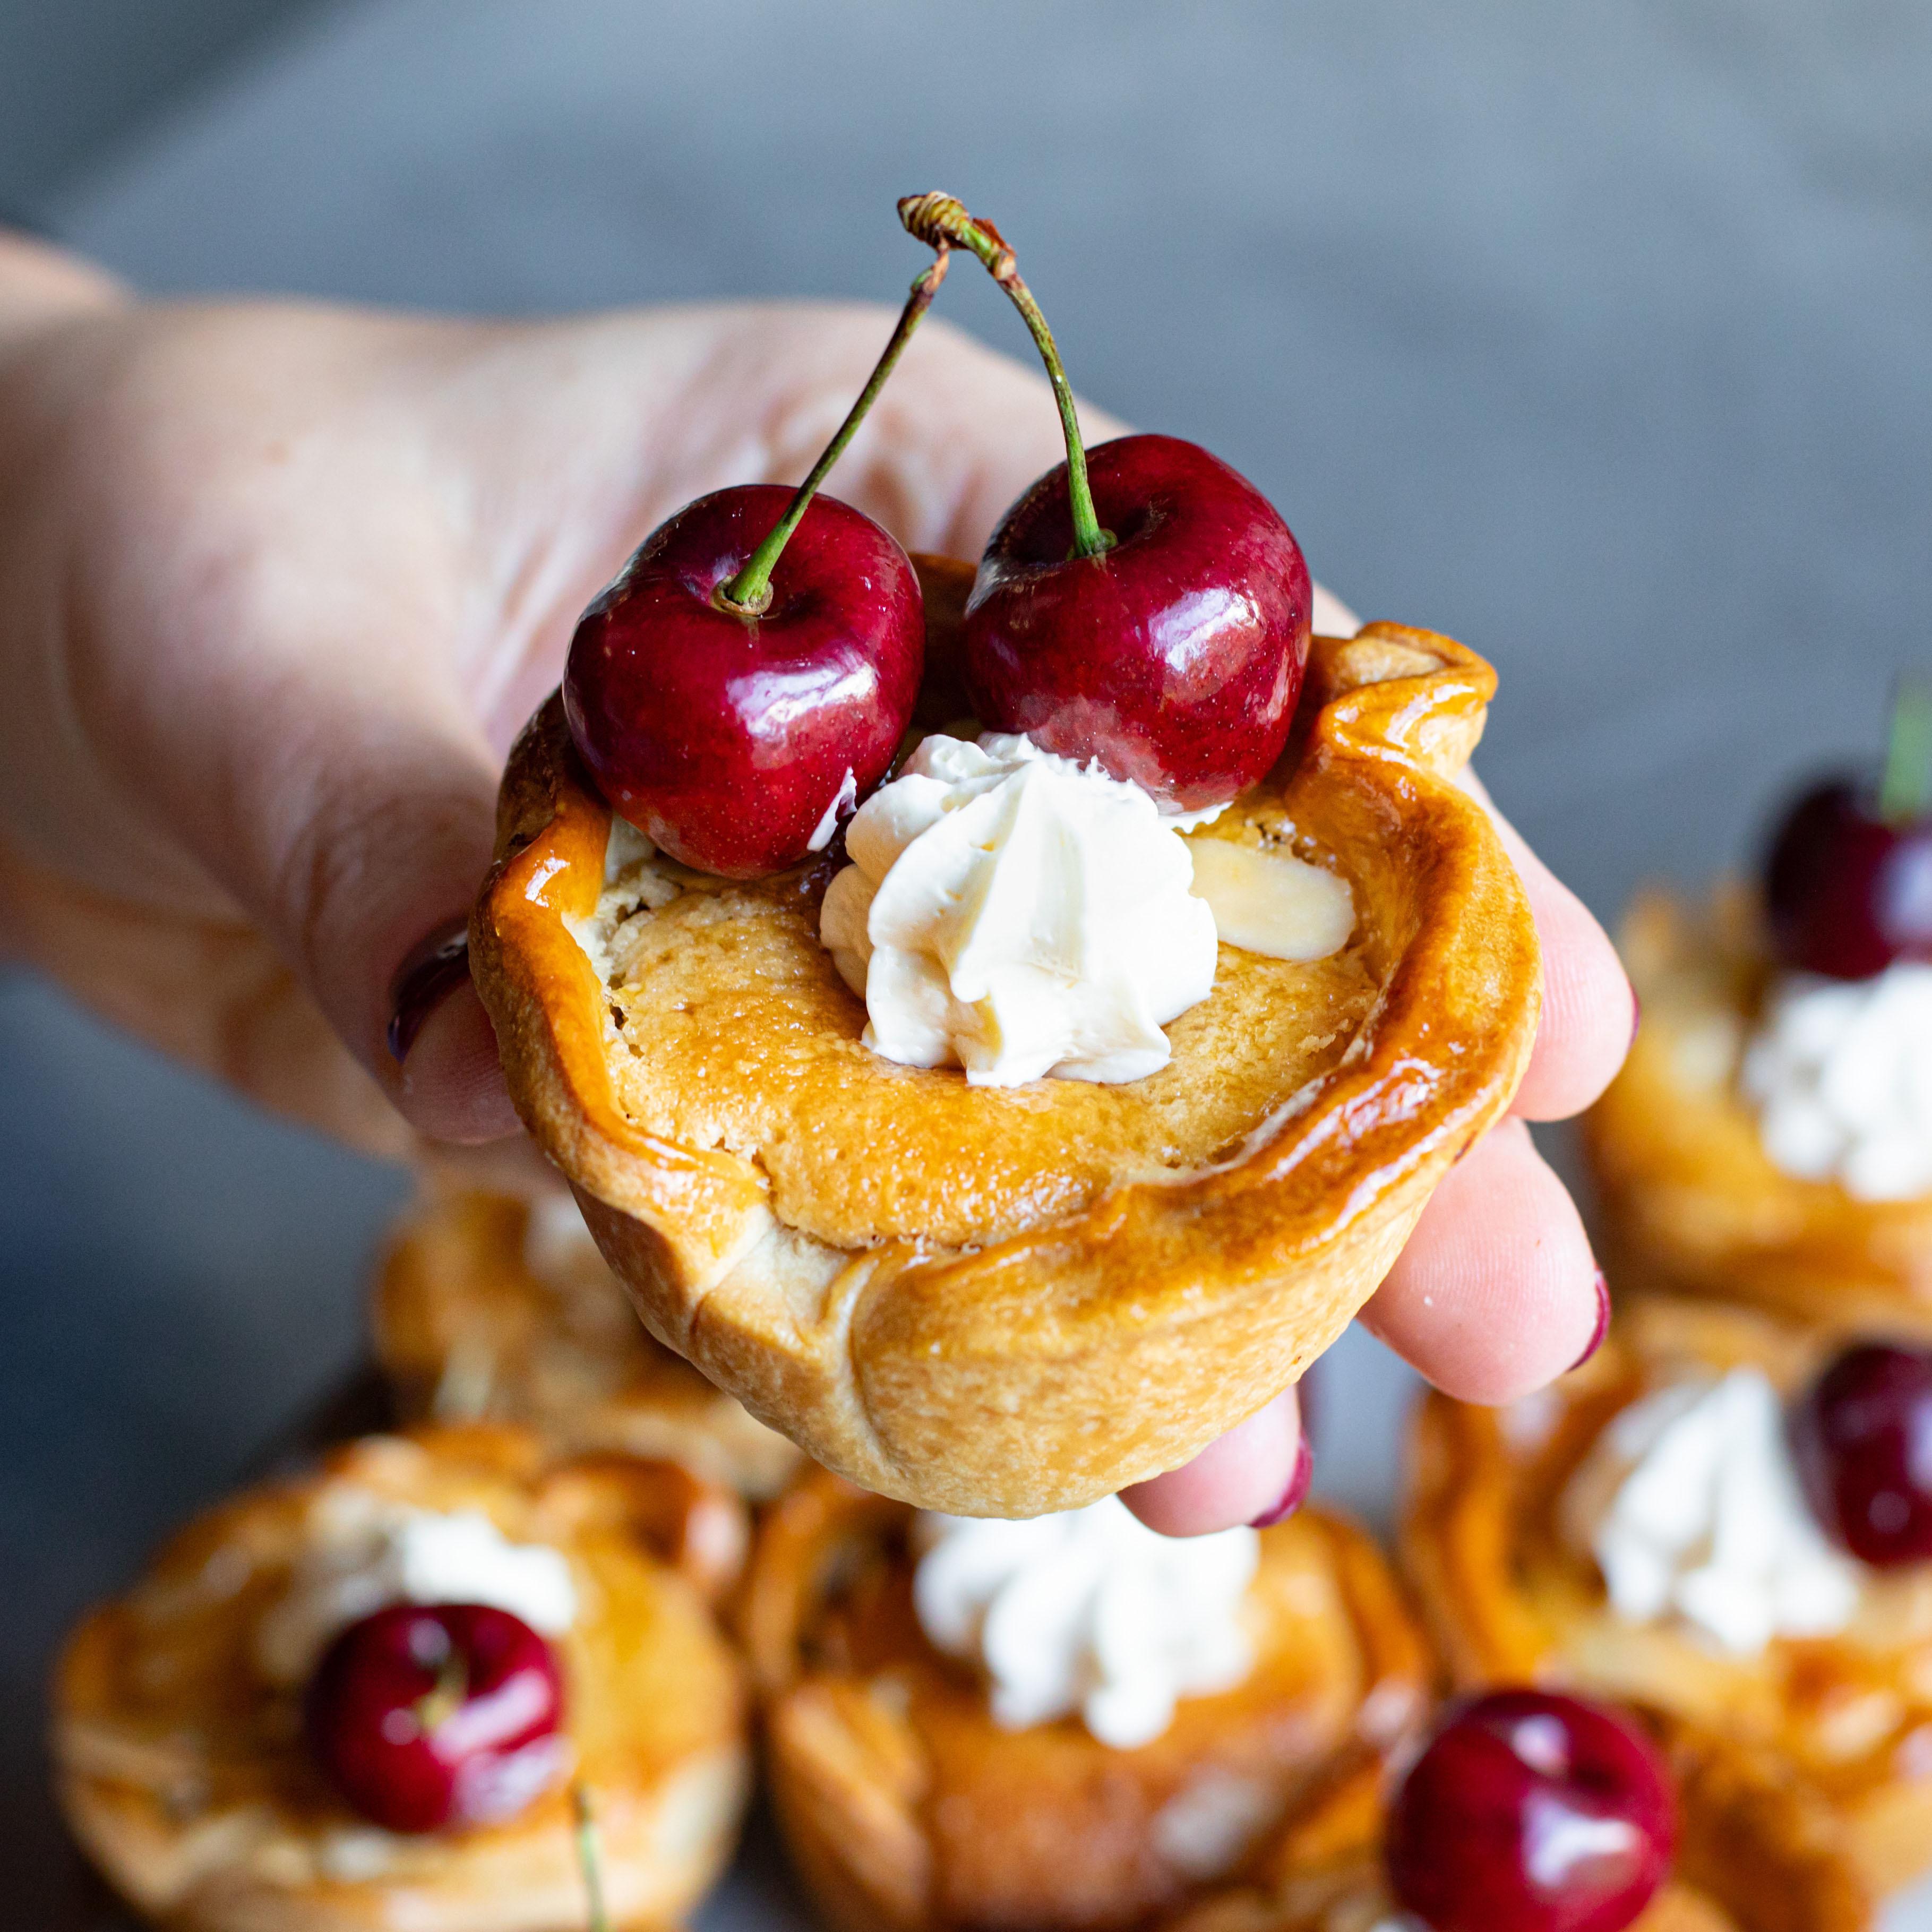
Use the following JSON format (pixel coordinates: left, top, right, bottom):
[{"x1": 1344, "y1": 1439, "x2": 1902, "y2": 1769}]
[
  {"x1": 52, "y1": 1424, "x2": 750, "y2": 1931},
  {"x1": 1402, "y1": 1294, "x2": 1932, "y2": 1892},
  {"x1": 735, "y1": 1462, "x2": 1430, "y2": 1932},
  {"x1": 374, "y1": 1181, "x2": 800, "y2": 1499}
]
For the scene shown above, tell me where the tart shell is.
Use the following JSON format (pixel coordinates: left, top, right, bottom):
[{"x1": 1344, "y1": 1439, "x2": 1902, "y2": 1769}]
[
  {"x1": 471, "y1": 556, "x2": 1541, "y2": 1515},
  {"x1": 1584, "y1": 888, "x2": 1932, "y2": 1337},
  {"x1": 1399, "y1": 1296, "x2": 1932, "y2": 1895},
  {"x1": 737, "y1": 1464, "x2": 1432, "y2": 1932},
  {"x1": 51, "y1": 1426, "x2": 751, "y2": 1932}
]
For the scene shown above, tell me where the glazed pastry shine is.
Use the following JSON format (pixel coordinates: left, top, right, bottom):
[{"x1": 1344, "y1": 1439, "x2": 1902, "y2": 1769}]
[
  {"x1": 1561, "y1": 1368, "x2": 1858, "y2": 1655},
  {"x1": 911, "y1": 1497, "x2": 1258, "y2": 1748},
  {"x1": 820, "y1": 732, "x2": 1221, "y2": 1085}
]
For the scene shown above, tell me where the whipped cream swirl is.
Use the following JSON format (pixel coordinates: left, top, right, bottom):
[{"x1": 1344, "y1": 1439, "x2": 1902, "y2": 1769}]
[
  {"x1": 820, "y1": 733, "x2": 1220, "y2": 1085},
  {"x1": 255, "y1": 1490, "x2": 578, "y2": 1686},
  {"x1": 911, "y1": 1497, "x2": 1259, "y2": 1749},
  {"x1": 1742, "y1": 963, "x2": 1932, "y2": 1200},
  {"x1": 1562, "y1": 1368, "x2": 1859, "y2": 1655}
]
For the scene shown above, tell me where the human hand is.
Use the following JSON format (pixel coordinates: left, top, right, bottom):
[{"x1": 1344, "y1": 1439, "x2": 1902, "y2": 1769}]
[{"x1": 0, "y1": 230, "x2": 1629, "y2": 1531}]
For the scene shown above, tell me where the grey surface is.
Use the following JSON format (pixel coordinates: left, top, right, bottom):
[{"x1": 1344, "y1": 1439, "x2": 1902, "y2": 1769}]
[{"x1": 5, "y1": 0, "x2": 1932, "y2": 1920}]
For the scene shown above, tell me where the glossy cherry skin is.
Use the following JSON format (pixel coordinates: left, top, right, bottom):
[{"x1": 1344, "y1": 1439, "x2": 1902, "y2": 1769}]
[
  {"x1": 961, "y1": 433, "x2": 1310, "y2": 812},
  {"x1": 1386, "y1": 1690, "x2": 1677, "y2": 1932},
  {"x1": 564, "y1": 485, "x2": 924, "y2": 878},
  {"x1": 304, "y1": 1604, "x2": 565, "y2": 1834},
  {"x1": 1791, "y1": 1342, "x2": 1932, "y2": 1567},
  {"x1": 1763, "y1": 778, "x2": 1932, "y2": 979}
]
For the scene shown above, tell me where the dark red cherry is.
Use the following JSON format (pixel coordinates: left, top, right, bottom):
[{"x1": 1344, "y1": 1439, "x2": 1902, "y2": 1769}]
[
  {"x1": 962, "y1": 433, "x2": 1310, "y2": 812},
  {"x1": 1386, "y1": 1689, "x2": 1676, "y2": 1932},
  {"x1": 304, "y1": 1603, "x2": 565, "y2": 1833},
  {"x1": 1791, "y1": 1342, "x2": 1932, "y2": 1567},
  {"x1": 1763, "y1": 779, "x2": 1932, "y2": 980},
  {"x1": 563, "y1": 485, "x2": 922, "y2": 878}
]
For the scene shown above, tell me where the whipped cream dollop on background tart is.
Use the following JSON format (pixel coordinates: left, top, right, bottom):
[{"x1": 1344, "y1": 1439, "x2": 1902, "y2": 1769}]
[{"x1": 472, "y1": 555, "x2": 1541, "y2": 1515}]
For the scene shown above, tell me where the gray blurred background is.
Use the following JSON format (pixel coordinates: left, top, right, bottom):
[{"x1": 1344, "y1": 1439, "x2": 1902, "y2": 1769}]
[{"x1": 4, "y1": 0, "x2": 1930, "y2": 1919}]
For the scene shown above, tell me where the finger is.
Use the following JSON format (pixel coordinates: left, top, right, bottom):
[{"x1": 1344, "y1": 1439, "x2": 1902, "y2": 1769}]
[
  {"x1": 1461, "y1": 771, "x2": 1634, "y2": 1121},
  {"x1": 1359, "y1": 1118, "x2": 1604, "y2": 1402},
  {"x1": 1120, "y1": 1386, "x2": 1309, "y2": 1537}
]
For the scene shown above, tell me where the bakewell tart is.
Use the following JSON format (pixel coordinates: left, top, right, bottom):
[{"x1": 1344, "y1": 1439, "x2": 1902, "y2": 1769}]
[
  {"x1": 1584, "y1": 887, "x2": 1932, "y2": 1337},
  {"x1": 51, "y1": 1424, "x2": 750, "y2": 1931},
  {"x1": 1164, "y1": 1689, "x2": 1869, "y2": 1932},
  {"x1": 374, "y1": 1180, "x2": 801, "y2": 1498},
  {"x1": 735, "y1": 1461, "x2": 1431, "y2": 1931},
  {"x1": 469, "y1": 553, "x2": 1542, "y2": 1516},
  {"x1": 1401, "y1": 1294, "x2": 1932, "y2": 1892}
]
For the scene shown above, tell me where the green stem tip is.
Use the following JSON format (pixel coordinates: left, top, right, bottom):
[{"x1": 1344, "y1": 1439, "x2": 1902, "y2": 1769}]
[
  {"x1": 717, "y1": 244, "x2": 952, "y2": 614},
  {"x1": 1878, "y1": 673, "x2": 1932, "y2": 826},
  {"x1": 572, "y1": 1783, "x2": 610, "y2": 1932},
  {"x1": 897, "y1": 192, "x2": 1111, "y2": 560}
]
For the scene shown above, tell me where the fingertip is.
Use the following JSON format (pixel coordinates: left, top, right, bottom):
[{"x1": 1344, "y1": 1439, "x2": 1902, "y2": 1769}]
[
  {"x1": 390, "y1": 981, "x2": 522, "y2": 1144},
  {"x1": 1361, "y1": 1118, "x2": 1599, "y2": 1404},
  {"x1": 1120, "y1": 1386, "x2": 1305, "y2": 1536}
]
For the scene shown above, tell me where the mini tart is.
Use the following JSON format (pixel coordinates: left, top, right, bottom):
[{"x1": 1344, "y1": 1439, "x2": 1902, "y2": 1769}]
[
  {"x1": 1401, "y1": 1295, "x2": 1932, "y2": 1894},
  {"x1": 374, "y1": 1183, "x2": 801, "y2": 1498},
  {"x1": 52, "y1": 1425, "x2": 751, "y2": 1932},
  {"x1": 735, "y1": 1463, "x2": 1432, "y2": 1932},
  {"x1": 470, "y1": 555, "x2": 1541, "y2": 1516},
  {"x1": 1164, "y1": 1702, "x2": 1869, "y2": 1932},
  {"x1": 1584, "y1": 887, "x2": 1932, "y2": 1336}
]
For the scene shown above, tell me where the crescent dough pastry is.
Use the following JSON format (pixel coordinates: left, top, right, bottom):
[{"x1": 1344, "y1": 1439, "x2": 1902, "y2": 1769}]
[
  {"x1": 736, "y1": 1463, "x2": 1431, "y2": 1931},
  {"x1": 1585, "y1": 888, "x2": 1932, "y2": 1336},
  {"x1": 1401, "y1": 1295, "x2": 1932, "y2": 1895},
  {"x1": 1162, "y1": 1702, "x2": 1869, "y2": 1932},
  {"x1": 374, "y1": 1183, "x2": 801, "y2": 1497},
  {"x1": 51, "y1": 1426, "x2": 750, "y2": 1931},
  {"x1": 470, "y1": 555, "x2": 1541, "y2": 1515}
]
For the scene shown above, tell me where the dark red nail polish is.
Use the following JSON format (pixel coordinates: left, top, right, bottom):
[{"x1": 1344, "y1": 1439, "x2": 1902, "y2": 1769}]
[
  {"x1": 1249, "y1": 1434, "x2": 1313, "y2": 1529},
  {"x1": 1570, "y1": 1269, "x2": 1611, "y2": 1372},
  {"x1": 387, "y1": 918, "x2": 471, "y2": 1064}
]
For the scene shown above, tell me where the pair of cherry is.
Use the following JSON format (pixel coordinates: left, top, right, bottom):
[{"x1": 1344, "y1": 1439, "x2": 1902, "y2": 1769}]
[{"x1": 564, "y1": 195, "x2": 1312, "y2": 878}]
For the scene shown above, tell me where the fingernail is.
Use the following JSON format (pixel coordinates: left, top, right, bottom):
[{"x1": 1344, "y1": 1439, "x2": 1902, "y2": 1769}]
[
  {"x1": 1249, "y1": 1435, "x2": 1314, "y2": 1529},
  {"x1": 1629, "y1": 986, "x2": 1643, "y2": 1048},
  {"x1": 387, "y1": 918, "x2": 471, "y2": 1063},
  {"x1": 1570, "y1": 1270, "x2": 1611, "y2": 1372}
]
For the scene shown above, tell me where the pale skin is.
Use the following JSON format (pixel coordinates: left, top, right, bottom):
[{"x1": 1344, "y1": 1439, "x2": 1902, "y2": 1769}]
[{"x1": 0, "y1": 228, "x2": 1633, "y2": 1533}]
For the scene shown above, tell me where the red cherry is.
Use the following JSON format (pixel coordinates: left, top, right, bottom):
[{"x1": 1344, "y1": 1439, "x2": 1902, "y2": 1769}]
[
  {"x1": 563, "y1": 485, "x2": 923, "y2": 878},
  {"x1": 1791, "y1": 1342, "x2": 1932, "y2": 1567},
  {"x1": 1386, "y1": 1690, "x2": 1676, "y2": 1932},
  {"x1": 961, "y1": 434, "x2": 1311, "y2": 810},
  {"x1": 1764, "y1": 779, "x2": 1932, "y2": 980},
  {"x1": 304, "y1": 1603, "x2": 565, "y2": 1833}
]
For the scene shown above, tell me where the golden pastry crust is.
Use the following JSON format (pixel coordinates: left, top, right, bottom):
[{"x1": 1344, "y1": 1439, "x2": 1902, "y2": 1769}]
[
  {"x1": 470, "y1": 555, "x2": 1541, "y2": 1515},
  {"x1": 1163, "y1": 1704, "x2": 1870, "y2": 1932},
  {"x1": 373, "y1": 1183, "x2": 802, "y2": 1497},
  {"x1": 737, "y1": 1464, "x2": 1432, "y2": 1932},
  {"x1": 1399, "y1": 1295, "x2": 1932, "y2": 1894},
  {"x1": 1584, "y1": 888, "x2": 1932, "y2": 1336},
  {"x1": 51, "y1": 1426, "x2": 751, "y2": 1932}
]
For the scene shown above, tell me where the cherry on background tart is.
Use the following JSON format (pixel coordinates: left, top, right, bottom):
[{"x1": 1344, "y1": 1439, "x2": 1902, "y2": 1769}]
[
  {"x1": 469, "y1": 553, "x2": 1541, "y2": 1516},
  {"x1": 51, "y1": 1426, "x2": 750, "y2": 1932},
  {"x1": 373, "y1": 1181, "x2": 800, "y2": 1498},
  {"x1": 1164, "y1": 1691, "x2": 1869, "y2": 1932},
  {"x1": 734, "y1": 1463, "x2": 1431, "y2": 1932},
  {"x1": 1401, "y1": 1296, "x2": 1932, "y2": 1893},
  {"x1": 1584, "y1": 889, "x2": 1932, "y2": 1339}
]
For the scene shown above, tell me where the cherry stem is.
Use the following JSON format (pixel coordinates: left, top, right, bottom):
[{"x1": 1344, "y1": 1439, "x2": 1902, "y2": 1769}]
[
  {"x1": 411, "y1": 1643, "x2": 468, "y2": 1734},
  {"x1": 718, "y1": 244, "x2": 952, "y2": 614},
  {"x1": 1878, "y1": 674, "x2": 1932, "y2": 826},
  {"x1": 572, "y1": 1783, "x2": 611, "y2": 1932},
  {"x1": 898, "y1": 192, "x2": 1111, "y2": 561}
]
